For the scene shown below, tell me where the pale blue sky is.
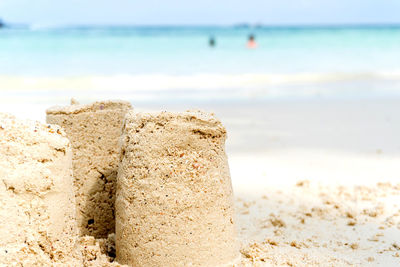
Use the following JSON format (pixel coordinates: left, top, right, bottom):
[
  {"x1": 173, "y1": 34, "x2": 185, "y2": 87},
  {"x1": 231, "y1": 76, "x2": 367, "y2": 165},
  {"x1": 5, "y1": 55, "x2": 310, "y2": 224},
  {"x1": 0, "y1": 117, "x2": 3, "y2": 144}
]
[{"x1": 1, "y1": 0, "x2": 400, "y2": 26}]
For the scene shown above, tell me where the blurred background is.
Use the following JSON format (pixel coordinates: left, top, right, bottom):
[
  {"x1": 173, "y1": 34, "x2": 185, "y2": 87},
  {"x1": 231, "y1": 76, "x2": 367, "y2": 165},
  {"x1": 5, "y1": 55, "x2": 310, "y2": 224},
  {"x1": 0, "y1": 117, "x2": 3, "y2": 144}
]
[
  {"x1": 1, "y1": 1, "x2": 400, "y2": 181},
  {"x1": 1, "y1": 1, "x2": 400, "y2": 104}
]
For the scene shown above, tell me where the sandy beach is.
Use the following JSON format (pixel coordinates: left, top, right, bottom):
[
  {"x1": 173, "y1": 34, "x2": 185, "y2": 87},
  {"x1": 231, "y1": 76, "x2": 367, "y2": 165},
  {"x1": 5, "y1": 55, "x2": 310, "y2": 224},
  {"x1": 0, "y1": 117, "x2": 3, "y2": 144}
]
[
  {"x1": 2, "y1": 3, "x2": 400, "y2": 266},
  {"x1": 1, "y1": 96, "x2": 400, "y2": 266},
  {"x1": 224, "y1": 98, "x2": 400, "y2": 266}
]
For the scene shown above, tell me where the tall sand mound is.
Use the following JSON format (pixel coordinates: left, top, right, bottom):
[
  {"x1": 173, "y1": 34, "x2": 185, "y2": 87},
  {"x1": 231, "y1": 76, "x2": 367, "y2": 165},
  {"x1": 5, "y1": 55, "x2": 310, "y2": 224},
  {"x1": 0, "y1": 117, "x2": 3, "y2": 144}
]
[
  {"x1": 46, "y1": 100, "x2": 132, "y2": 238},
  {"x1": 0, "y1": 113, "x2": 80, "y2": 266},
  {"x1": 116, "y1": 110, "x2": 239, "y2": 266}
]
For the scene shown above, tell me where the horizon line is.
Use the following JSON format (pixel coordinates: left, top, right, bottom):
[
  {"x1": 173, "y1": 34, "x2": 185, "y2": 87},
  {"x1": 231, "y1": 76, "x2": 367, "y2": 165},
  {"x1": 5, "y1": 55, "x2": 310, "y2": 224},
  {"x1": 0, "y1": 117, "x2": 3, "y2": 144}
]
[{"x1": 4, "y1": 20, "x2": 400, "y2": 29}]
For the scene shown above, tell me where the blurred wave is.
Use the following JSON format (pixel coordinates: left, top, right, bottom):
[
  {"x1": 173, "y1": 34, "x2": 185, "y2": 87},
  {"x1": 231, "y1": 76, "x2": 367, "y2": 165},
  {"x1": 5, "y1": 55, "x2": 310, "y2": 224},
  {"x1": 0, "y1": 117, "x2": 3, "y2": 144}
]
[
  {"x1": 1, "y1": 70, "x2": 400, "y2": 89},
  {"x1": 1, "y1": 71, "x2": 400, "y2": 103}
]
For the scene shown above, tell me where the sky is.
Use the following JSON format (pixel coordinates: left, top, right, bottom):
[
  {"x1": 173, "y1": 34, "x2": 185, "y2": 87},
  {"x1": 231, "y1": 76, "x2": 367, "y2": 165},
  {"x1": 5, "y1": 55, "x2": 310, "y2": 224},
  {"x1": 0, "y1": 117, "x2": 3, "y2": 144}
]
[{"x1": 1, "y1": 0, "x2": 400, "y2": 26}]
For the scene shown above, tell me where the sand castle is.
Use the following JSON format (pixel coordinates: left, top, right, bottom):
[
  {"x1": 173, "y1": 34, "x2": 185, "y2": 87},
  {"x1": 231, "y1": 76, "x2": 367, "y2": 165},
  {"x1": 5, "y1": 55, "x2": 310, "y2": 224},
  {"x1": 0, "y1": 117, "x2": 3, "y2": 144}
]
[
  {"x1": 1, "y1": 102, "x2": 239, "y2": 266},
  {"x1": 0, "y1": 113, "x2": 80, "y2": 265},
  {"x1": 46, "y1": 100, "x2": 132, "y2": 238},
  {"x1": 116, "y1": 110, "x2": 239, "y2": 266}
]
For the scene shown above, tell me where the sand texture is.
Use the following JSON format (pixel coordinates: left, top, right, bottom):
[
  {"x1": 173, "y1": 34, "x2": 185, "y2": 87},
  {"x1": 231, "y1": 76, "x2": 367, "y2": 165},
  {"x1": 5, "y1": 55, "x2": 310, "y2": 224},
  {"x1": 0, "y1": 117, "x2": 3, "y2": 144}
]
[
  {"x1": 116, "y1": 110, "x2": 239, "y2": 266},
  {"x1": 236, "y1": 180, "x2": 400, "y2": 266},
  {"x1": 77, "y1": 234, "x2": 128, "y2": 267},
  {"x1": 0, "y1": 113, "x2": 80, "y2": 266},
  {"x1": 2, "y1": 99, "x2": 400, "y2": 266},
  {"x1": 46, "y1": 100, "x2": 132, "y2": 238}
]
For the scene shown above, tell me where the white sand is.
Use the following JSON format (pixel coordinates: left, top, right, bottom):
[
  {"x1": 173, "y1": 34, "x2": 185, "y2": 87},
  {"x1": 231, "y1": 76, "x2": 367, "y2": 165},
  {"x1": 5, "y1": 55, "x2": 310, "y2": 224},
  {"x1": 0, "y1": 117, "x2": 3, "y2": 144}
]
[
  {"x1": 1, "y1": 98, "x2": 400, "y2": 266},
  {"x1": 221, "y1": 99, "x2": 400, "y2": 266}
]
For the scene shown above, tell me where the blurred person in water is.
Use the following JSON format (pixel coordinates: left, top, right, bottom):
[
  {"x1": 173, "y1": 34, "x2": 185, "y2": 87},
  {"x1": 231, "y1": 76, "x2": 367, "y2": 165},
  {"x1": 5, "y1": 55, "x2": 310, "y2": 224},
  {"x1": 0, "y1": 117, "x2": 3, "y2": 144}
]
[
  {"x1": 247, "y1": 34, "x2": 257, "y2": 49},
  {"x1": 209, "y1": 36, "x2": 216, "y2": 47}
]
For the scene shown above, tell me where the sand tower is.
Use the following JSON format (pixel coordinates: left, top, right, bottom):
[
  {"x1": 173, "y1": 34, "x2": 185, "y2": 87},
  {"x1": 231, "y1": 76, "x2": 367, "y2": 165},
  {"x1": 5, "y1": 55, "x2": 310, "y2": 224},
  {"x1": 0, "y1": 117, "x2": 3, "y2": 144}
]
[
  {"x1": 116, "y1": 110, "x2": 239, "y2": 266},
  {"x1": 46, "y1": 100, "x2": 132, "y2": 237},
  {"x1": 0, "y1": 114, "x2": 80, "y2": 265}
]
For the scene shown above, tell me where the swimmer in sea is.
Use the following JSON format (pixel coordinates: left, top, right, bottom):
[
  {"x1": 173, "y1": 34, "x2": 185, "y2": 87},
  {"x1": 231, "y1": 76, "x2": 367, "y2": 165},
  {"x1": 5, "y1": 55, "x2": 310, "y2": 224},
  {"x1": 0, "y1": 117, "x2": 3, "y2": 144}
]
[
  {"x1": 247, "y1": 34, "x2": 257, "y2": 49},
  {"x1": 209, "y1": 36, "x2": 216, "y2": 47}
]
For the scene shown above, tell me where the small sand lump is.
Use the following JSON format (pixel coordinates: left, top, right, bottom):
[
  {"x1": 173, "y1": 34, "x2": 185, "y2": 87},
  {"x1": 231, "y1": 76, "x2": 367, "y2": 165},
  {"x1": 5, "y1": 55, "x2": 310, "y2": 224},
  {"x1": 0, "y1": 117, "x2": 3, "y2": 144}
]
[
  {"x1": 0, "y1": 113, "x2": 80, "y2": 266},
  {"x1": 116, "y1": 110, "x2": 240, "y2": 267},
  {"x1": 46, "y1": 100, "x2": 132, "y2": 238}
]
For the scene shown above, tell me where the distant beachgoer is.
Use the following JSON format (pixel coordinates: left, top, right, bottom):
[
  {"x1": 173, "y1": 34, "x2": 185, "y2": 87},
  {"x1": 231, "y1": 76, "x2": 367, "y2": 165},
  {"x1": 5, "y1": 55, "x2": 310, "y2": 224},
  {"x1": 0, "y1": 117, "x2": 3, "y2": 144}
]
[
  {"x1": 209, "y1": 36, "x2": 216, "y2": 47},
  {"x1": 247, "y1": 34, "x2": 257, "y2": 49}
]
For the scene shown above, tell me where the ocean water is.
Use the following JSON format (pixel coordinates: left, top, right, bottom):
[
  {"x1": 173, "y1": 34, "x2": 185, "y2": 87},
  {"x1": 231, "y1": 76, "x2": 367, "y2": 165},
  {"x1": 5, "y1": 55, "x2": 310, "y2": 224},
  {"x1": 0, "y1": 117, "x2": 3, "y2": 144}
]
[
  {"x1": 1, "y1": 25, "x2": 400, "y2": 75},
  {"x1": 1, "y1": 25, "x2": 400, "y2": 104}
]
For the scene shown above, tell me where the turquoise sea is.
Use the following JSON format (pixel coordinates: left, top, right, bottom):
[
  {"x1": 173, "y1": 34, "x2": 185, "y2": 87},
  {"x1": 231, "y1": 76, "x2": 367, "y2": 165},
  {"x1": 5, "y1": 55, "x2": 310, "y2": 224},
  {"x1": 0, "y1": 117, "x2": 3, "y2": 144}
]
[
  {"x1": 1, "y1": 25, "x2": 400, "y2": 75},
  {"x1": 1, "y1": 25, "x2": 400, "y2": 105}
]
